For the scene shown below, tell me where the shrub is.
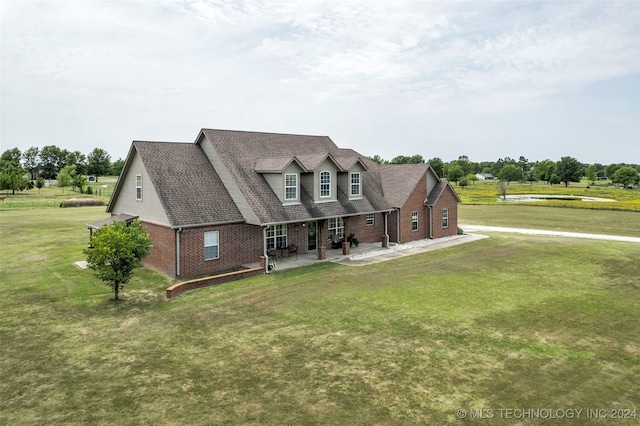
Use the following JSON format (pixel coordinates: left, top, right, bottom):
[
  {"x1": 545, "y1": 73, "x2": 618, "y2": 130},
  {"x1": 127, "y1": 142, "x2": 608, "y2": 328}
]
[{"x1": 457, "y1": 226, "x2": 464, "y2": 235}]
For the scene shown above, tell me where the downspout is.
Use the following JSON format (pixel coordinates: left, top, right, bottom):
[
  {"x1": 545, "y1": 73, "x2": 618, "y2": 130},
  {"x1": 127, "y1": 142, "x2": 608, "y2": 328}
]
[
  {"x1": 395, "y1": 208, "x2": 401, "y2": 243},
  {"x1": 263, "y1": 226, "x2": 270, "y2": 274},
  {"x1": 176, "y1": 228, "x2": 183, "y2": 277},
  {"x1": 384, "y1": 212, "x2": 390, "y2": 246},
  {"x1": 428, "y1": 206, "x2": 433, "y2": 239}
]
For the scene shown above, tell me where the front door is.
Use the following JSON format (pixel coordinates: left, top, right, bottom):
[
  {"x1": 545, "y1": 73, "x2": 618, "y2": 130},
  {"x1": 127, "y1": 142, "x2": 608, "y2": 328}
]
[{"x1": 307, "y1": 221, "x2": 317, "y2": 251}]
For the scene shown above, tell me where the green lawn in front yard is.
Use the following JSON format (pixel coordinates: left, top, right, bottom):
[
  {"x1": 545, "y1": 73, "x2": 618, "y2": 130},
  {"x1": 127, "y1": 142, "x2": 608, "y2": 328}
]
[{"x1": 1, "y1": 207, "x2": 638, "y2": 425}]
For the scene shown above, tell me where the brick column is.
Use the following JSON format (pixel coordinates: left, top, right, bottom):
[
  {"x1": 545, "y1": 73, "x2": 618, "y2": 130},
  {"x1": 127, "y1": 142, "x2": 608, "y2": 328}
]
[
  {"x1": 317, "y1": 219, "x2": 327, "y2": 260},
  {"x1": 342, "y1": 216, "x2": 350, "y2": 255}
]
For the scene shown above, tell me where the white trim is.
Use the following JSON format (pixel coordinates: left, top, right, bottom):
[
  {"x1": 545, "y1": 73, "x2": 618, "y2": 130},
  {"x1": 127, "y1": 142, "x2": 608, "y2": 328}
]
[{"x1": 319, "y1": 170, "x2": 331, "y2": 198}]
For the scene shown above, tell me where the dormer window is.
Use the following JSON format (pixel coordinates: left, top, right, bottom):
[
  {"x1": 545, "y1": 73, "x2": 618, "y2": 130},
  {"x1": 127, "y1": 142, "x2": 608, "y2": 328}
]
[
  {"x1": 350, "y1": 172, "x2": 361, "y2": 197},
  {"x1": 285, "y1": 173, "x2": 298, "y2": 201},
  {"x1": 320, "y1": 171, "x2": 331, "y2": 198}
]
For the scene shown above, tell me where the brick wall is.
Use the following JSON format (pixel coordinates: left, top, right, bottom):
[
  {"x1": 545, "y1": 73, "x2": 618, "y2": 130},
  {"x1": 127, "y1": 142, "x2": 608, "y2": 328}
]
[
  {"x1": 344, "y1": 214, "x2": 387, "y2": 244},
  {"x1": 178, "y1": 223, "x2": 263, "y2": 278},
  {"x1": 142, "y1": 221, "x2": 176, "y2": 277},
  {"x1": 166, "y1": 267, "x2": 263, "y2": 298},
  {"x1": 430, "y1": 187, "x2": 460, "y2": 239},
  {"x1": 398, "y1": 172, "x2": 430, "y2": 243}
]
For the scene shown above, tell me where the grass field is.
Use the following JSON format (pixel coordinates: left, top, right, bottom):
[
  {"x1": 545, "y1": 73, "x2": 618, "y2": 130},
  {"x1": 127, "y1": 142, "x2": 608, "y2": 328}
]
[
  {"x1": 460, "y1": 205, "x2": 640, "y2": 237},
  {"x1": 1, "y1": 206, "x2": 639, "y2": 425},
  {"x1": 456, "y1": 181, "x2": 640, "y2": 211}
]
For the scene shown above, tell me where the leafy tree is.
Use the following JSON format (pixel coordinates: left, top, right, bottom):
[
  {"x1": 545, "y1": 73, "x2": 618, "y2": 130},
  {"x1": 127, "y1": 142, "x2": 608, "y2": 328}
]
[
  {"x1": 497, "y1": 164, "x2": 521, "y2": 184},
  {"x1": 517, "y1": 156, "x2": 530, "y2": 183},
  {"x1": 1, "y1": 148, "x2": 22, "y2": 166},
  {"x1": 87, "y1": 148, "x2": 112, "y2": 179},
  {"x1": 40, "y1": 145, "x2": 67, "y2": 179},
  {"x1": 111, "y1": 158, "x2": 125, "y2": 177},
  {"x1": 57, "y1": 165, "x2": 74, "y2": 193},
  {"x1": 549, "y1": 173, "x2": 561, "y2": 186},
  {"x1": 605, "y1": 163, "x2": 623, "y2": 180},
  {"x1": 84, "y1": 221, "x2": 153, "y2": 301},
  {"x1": 368, "y1": 155, "x2": 387, "y2": 165},
  {"x1": 585, "y1": 164, "x2": 597, "y2": 182},
  {"x1": 66, "y1": 151, "x2": 88, "y2": 175},
  {"x1": 390, "y1": 154, "x2": 425, "y2": 164},
  {"x1": 533, "y1": 159, "x2": 556, "y2": 183},
  {"x1": 451, "y1": 155, "x2": 476, "y2": 175},
  {"x1": 0, "y1": 163, "x2": 29, "y2": 194},
  {"x1": 612, "y1": 165, "x2": 639, "y2": 187},
  {"x1": 447, "y1": 164, "x2": 465, "y2": 184},
  {"x1": 556, "y1": 156, "x2": 582, "y2": 187},
  {"x1": 492, "y1": 157, "x2": 516, "y2": 176},
  {"x1": 22, "y1": 146, "x2": 40, "y2": 179},
  {"x1": 35, "y1": 177, "x2": 45, "y2": 193},
  {"x1": 428, "y1": 157, "x2": 444, "y2": 178}
]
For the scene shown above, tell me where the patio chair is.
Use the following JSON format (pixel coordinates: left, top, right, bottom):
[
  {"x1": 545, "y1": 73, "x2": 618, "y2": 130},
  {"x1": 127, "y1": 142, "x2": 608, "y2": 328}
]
[{"x1": 287, "y1": 244, "x2": 298, "y2": 258}]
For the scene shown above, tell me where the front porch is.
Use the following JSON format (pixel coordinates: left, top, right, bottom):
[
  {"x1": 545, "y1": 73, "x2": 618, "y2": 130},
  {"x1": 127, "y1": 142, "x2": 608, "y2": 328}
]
[
  {"x1": 243, "y1": 233, "x2": 476, "y2": 272},
  {"x1": 244, "y1": 241, "x2": 387, "y2": 271}
]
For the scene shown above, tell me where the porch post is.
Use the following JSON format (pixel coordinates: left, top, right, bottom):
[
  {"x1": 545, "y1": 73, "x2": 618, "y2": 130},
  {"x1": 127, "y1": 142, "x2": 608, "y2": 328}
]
[
  {"x1": 342, "y1": 216, "x2": 350, "y2": 255},
  {"x1": 317, "y1": 219, "x2": 326, "y2": 260}
]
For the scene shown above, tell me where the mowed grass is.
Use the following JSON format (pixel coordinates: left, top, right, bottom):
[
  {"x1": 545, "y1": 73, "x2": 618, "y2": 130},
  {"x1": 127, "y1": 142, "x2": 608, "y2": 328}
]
[
  {"x1": 457, "y1": 181, "x2": 640, "y2": 211},
  {"x1": 460, "y1": 204, "x2": 640, "y2": 237},
  {"x1": 1, "y1": 207, "x2": 639, "y2": 425}
]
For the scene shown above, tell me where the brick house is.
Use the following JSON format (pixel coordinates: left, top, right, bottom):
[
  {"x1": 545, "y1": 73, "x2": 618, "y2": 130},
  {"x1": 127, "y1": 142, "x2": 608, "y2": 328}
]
[{"x1": 105, "y1": 129, "x2": 460, "y2": 278}]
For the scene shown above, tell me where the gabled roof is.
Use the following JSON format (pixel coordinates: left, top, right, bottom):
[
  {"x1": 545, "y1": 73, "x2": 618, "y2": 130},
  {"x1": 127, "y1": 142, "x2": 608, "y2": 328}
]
[
  {"x1": 425, "y1": 181, "x2": 462, "y2": 206},
  {"x1": 108, "y1": 141, "x2": 243, "y2": 228},
  {"x1": 197, "y1": 129, "x2": 391, "y2": 224},
  {"x1": 377, "y1": 163, "x2": 429, "y2": 208},
  {"x1": 254, "y1": 156, "x2": 305, "y2": 173}
]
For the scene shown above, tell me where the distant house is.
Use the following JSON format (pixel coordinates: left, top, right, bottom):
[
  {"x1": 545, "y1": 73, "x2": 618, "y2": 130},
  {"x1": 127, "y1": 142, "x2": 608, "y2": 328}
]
[
  {"x1": 105, "y1": 129, "x2": 460, "y2": 278},
  {"x1": 475, "y1": 173, "x2": 495, "y2": 180}
]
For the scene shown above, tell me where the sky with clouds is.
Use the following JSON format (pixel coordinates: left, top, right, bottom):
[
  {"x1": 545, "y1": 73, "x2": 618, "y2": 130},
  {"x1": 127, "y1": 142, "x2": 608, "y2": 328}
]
[{"x1": 1, "y1": 0, "x2": 639, "y2": 165}]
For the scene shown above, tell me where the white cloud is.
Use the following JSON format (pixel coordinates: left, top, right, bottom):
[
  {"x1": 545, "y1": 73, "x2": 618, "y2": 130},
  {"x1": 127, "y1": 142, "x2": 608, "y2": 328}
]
[{"x1": 1, "y1": 0, "x2": 638, "y2": 163}]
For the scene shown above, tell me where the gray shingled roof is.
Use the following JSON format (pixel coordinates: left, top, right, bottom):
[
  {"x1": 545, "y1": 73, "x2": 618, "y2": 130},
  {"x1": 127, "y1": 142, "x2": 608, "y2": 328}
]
[
  {"x1": 199, "y1": 129, "x2": 393, "y2": 224},
  {"x1": 425, "y1": 181, "x2": 462, "y2": 205},
  {"x1": 134, "y1": 141, "x2": 244, "y2": 227},
  {"x1": 113, "y1": 130, "x2": 455, "y2": 228},
  {"x1": 378, "y1": 164, "x2": 429, "y2": 208}
]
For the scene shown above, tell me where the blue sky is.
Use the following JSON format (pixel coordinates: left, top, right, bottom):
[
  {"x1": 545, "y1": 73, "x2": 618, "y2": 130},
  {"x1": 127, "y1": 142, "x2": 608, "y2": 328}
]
[{"x1": 1, "y1": 0, "x2": 638, "y2": 165}]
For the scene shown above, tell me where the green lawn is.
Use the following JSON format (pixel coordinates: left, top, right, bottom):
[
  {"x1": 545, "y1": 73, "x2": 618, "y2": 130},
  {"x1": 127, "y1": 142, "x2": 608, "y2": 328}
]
[
  {"x1": 1, "y1": 207, "x2": 639, "y2": 425},
  {"x1": 459, "y1": 204, "x2": 640, "y2": 237},
  {"x1": 456, "y1": 181, "x2": 640, "y2": 211}
]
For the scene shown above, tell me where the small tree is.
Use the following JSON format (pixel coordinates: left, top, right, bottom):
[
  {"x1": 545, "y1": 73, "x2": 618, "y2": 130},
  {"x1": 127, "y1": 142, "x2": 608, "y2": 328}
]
[
  {"x1": 83, "y1": 220, "x2": 153, "y2": 301},
  {"x1": 498, "y1": 181, "x2": 508, "y2": 200}
]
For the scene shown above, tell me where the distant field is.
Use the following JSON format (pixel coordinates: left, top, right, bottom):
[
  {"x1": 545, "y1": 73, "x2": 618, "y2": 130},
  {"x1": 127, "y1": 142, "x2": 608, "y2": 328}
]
[
  {"x1": 0, "y1": 176, "x2": 117, "y2": 210},
  {"x1": 1, "y1": 206, "x2": 638, "y2": 425},
  {"x1": 457, "y1": 181, "x2": 640, "y2": 211},
  {"x1": 459, "y1": 205, "x2": 640, "y2": 237}
]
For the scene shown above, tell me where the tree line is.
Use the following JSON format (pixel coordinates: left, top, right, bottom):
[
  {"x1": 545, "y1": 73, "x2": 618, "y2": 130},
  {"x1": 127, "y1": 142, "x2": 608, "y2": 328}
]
[
  {"x1": 370, "y1": 154, "x2": 640, "y2": 188},
  {"x1": 2, "y1": 145, "x2": 639, "y2": 195},
  {"x1": 0, "y1": 145, "x2": 125, "y2": 194}
]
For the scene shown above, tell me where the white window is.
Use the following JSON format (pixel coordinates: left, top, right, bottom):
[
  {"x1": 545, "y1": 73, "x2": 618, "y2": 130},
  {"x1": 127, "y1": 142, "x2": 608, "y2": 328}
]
[
  {"x1": 442, "y1": 208, "x2": 449, "y2": 228},
  {"x1": 350, "y1": 172, "x2": 361, "y2": 197},
  {"x1": 284, "y1": 173, "x2": 298, "y2": 201},
  {"x1": 328, "y1": 217, "x2": 344, "y2": 239},
  {"x1": 320, "y1": 171, "x2": 331, "y2": 198},
  {"x1": 412, "y1": 211, "x2": 419, "y2": 231},
  {"x1": 204, "y1": 231, "x2": 219, "y2": 260},
  {"x1": 366, "y1": 213, "x2": 374, "y2": 226},
  {"x1": 266, "y1": 224, "x2": 287, "y2": 250},
  {"x1": 135, "y1": 174, "x2": 142, "y2": 201}
]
